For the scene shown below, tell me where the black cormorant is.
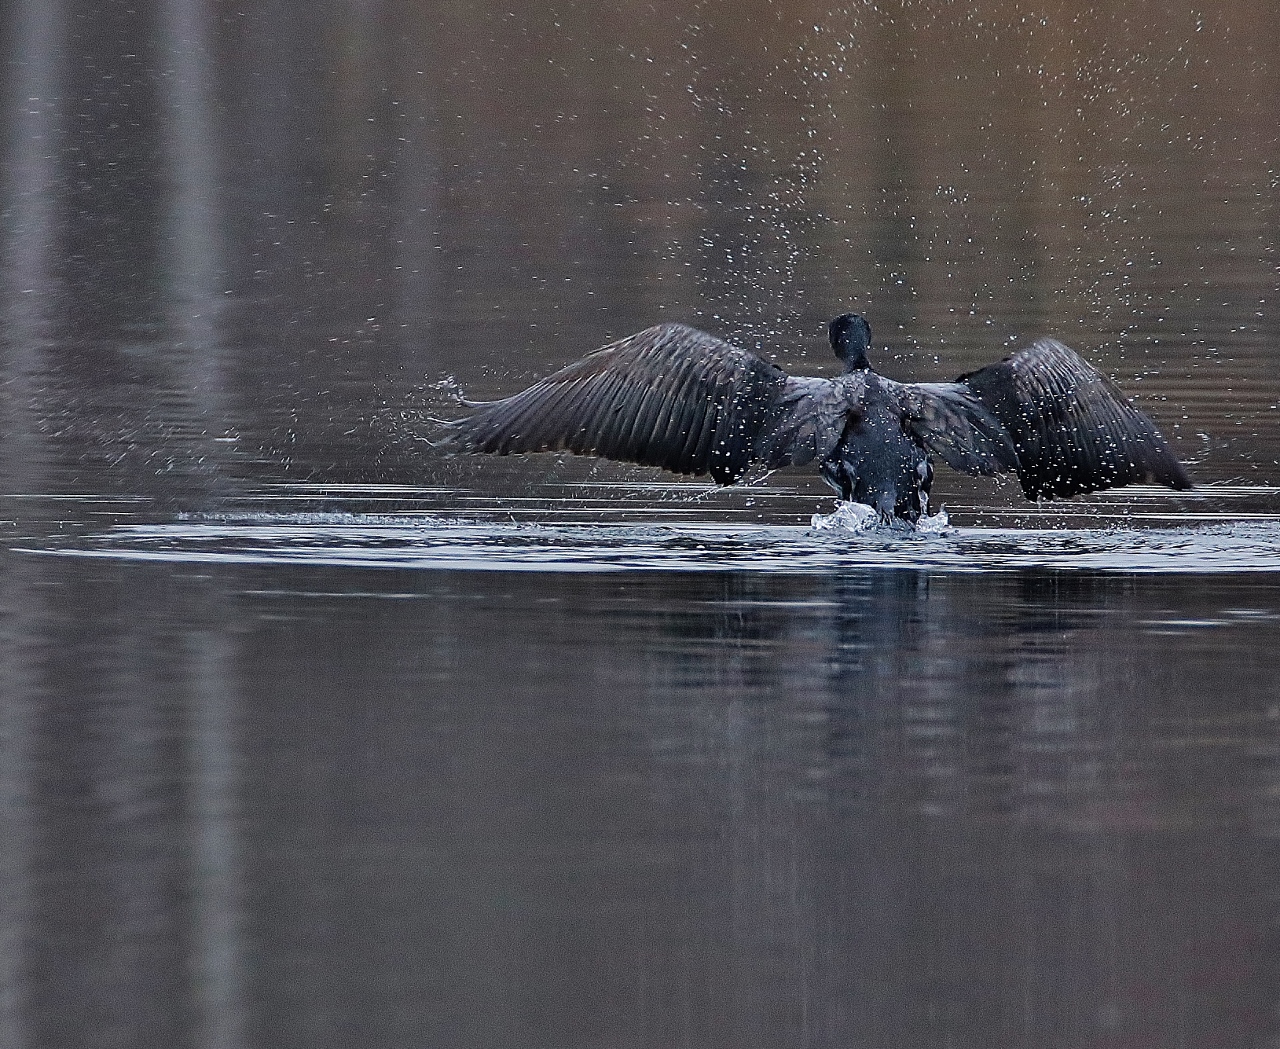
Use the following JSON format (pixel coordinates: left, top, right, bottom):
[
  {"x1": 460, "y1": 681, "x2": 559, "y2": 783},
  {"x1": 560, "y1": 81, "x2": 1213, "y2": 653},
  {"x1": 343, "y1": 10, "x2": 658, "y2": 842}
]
[{"x1": 445, "y1": 313, "x2": 1191, "y2": 521}]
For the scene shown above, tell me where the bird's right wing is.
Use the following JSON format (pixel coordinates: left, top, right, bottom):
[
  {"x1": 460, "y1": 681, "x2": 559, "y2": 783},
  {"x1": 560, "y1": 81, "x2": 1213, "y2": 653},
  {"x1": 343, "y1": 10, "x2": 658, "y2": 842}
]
[
  {"x1": 959, "y1": 338, "x2": 1192, "y2": 498},
  {"x1": 446, "y1": 323, "x2": 791, "y2": 485},
  {"x1": 894, "y1": 380, "x2": 1020, "y2": 476}
]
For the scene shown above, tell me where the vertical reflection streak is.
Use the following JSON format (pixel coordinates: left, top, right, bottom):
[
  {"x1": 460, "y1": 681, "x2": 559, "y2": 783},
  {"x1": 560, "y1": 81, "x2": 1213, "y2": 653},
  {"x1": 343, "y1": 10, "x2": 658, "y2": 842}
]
[
  {"x1": 0, "y1": 0, "x2": 64, "y2": 481},
  {"x1": 392, "y1": 8, "x2": 441, "y2": 378},
  {"x1": 160, "y1": 0, "x2": 228, "y2": 496},
  {"x1": 159, "y1": 0, "x2": 242, "y2": 1044},
  {"x1": 185, "y1": 627, "x2": 244, "y2": 1049},
  {"x1": 0, "y1": 3, "x2": 68, "y2": 1046}
]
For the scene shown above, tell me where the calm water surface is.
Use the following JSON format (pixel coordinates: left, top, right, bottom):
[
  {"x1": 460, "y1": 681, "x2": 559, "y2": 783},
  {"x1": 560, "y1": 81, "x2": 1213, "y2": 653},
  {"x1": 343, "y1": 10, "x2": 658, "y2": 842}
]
[{"x1": 3, "y1": 1, "x2": 1280, "y2": 1047}]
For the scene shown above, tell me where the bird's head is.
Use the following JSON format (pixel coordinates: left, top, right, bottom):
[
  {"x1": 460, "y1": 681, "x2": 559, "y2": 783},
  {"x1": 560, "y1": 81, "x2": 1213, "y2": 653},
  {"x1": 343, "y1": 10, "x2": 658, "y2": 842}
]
[{"x1": 828, "y1": 313, "x2": 871, "y2": 372}]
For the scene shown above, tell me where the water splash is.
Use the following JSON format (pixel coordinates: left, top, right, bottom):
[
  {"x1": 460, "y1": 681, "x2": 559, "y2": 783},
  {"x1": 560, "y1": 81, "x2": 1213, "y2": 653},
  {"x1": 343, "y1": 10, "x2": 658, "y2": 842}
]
[
  {"x1": 809, "y1": 501, "x2": 951, "y2": 535},
  {"x1": 809, "y1": 500, "x2": 880, "y2": 532},
  {"x1": 916, "y1": 507, "x2": 953, "y2": 534}
]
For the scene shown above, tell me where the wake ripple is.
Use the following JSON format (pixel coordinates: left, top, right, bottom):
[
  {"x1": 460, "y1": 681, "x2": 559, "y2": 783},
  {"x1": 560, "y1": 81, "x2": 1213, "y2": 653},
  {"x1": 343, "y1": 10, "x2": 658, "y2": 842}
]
[{"x1": 16, "y1": 513, "x2": 1280, "y2": 575}]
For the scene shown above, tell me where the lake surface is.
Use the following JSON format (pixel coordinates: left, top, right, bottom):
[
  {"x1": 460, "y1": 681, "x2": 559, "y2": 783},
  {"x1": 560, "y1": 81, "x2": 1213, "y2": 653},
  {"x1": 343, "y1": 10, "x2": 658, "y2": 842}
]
[{"x1": 3, "y1": 1, "x2": 1280, "y2": 1047}]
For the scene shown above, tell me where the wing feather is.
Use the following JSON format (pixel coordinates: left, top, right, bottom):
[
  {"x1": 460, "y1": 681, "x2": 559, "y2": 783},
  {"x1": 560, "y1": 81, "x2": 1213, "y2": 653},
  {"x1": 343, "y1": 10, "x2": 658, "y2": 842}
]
[
  {"x1": 755, "y1": 374, "x2": 864, "y2": 469},
  {"x1": 894, "y1": 381, "x2": 1019, "y2": 476},
  {"x1": 627, "y1": 350, "x2": 696, "y2": 460},
  {"x1": 959, "y1": 338, "x2": 1191, "y2": 498},
  {"x1": 446, "y1": 323, "x2": 792, "y2": 484},
  {"x1": 653, "y1": 356, "x2": 705, "y2": 470}
]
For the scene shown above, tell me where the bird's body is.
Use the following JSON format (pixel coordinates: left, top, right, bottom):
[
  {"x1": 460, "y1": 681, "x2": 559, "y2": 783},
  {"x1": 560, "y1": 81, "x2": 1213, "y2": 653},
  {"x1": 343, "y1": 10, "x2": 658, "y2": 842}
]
[
  {"x1": 822, "y1": 379, "x2": 936, "y2": 520},
  {"x1": 444, "y1": 314, "x2": 1191, "y2": 521}
]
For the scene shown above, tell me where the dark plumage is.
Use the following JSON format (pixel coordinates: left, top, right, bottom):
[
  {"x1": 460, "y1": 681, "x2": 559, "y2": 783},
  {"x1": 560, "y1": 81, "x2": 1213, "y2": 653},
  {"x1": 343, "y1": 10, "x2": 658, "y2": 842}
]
[{"x1": 444, "y1": 314, "x2": 1192, "y2": 521}]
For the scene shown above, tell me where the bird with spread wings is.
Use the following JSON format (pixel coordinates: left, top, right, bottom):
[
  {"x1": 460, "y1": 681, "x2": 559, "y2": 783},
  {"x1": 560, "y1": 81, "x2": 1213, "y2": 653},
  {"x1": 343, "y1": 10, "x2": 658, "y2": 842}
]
[{"x1": 444, "y1": 313, "x2": 1191, "y2": 522}]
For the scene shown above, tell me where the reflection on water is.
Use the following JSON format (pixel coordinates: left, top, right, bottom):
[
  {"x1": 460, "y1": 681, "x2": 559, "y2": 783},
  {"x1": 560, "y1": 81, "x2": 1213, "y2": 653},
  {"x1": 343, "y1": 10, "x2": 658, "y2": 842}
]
[
  {"x1": 3, "y1": 536, "x2": 1280, "y2": 1048},
  {"x1": 1, "y1": 0, "x2": 1277, "y2": 507},
  {"x1": 3, "y1": 0, "x2": 1280, "y2": 1046}
]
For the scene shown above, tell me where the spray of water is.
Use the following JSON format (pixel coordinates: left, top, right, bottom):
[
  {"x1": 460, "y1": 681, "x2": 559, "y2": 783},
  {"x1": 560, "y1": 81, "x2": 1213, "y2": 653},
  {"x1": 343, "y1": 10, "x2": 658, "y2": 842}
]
[{"x1": 809, "y1": 500, "x2": 952, "y2": 534}]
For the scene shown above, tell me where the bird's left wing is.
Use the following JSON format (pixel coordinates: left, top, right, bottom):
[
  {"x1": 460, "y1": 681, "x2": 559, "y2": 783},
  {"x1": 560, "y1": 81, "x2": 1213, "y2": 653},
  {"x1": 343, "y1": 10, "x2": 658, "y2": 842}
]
[{"x1": 958, "y1": 338, "x2": 1192, "y2": 498}]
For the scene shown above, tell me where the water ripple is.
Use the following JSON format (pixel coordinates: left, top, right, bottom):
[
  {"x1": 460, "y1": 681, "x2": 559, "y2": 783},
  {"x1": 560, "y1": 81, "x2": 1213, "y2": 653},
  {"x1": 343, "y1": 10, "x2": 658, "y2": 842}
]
[{"x1": 17, "y1": 513, "x2": 1280, "y2": 575}]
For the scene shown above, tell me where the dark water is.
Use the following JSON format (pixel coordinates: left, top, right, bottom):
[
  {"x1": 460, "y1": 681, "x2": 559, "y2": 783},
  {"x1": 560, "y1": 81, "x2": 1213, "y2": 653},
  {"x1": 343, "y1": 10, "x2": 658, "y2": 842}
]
[{"x1": 3, "y1": 1, "x2": 1280, "y2": 1047}]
